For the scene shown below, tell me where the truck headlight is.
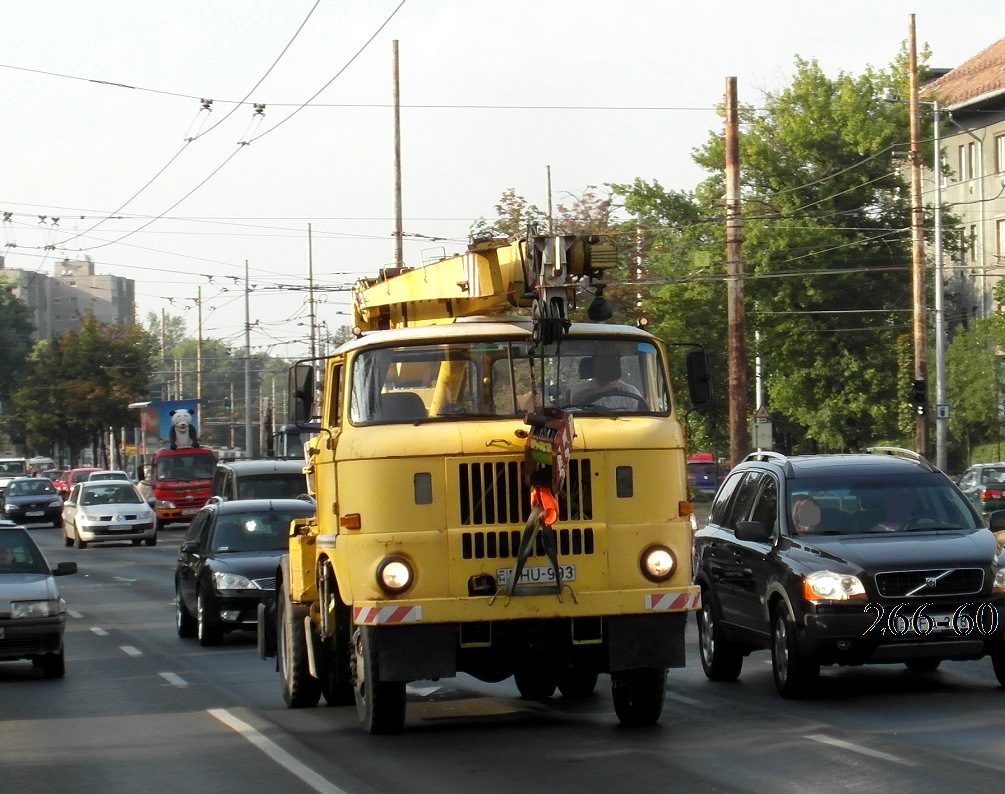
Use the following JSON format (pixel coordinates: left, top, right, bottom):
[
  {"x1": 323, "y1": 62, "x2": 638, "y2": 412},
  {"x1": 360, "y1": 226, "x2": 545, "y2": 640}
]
[
  {"x1": 803, "y1": 570, "x2": 866, "y2": 601},
  {"x1": 11, "y1": 599, "x2": 58, "y2": 618},
  {"x1": 377, "y1": 556, "x2": 413, "y2": 594},
  {"x1": 640, "y1": 545, "x2": 676, "y2": 582}
]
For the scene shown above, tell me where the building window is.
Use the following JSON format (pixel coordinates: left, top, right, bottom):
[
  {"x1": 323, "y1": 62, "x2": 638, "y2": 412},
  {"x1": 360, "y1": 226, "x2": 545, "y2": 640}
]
[
  {"x1": 53, "y1": 297, "x2": 61, "y2": 304},
  {"x1": 967, "y1": 225, "x2": 978, "y2": 264},
  {"x1": 997, "y1": 134, "x2": 1005, "y2": 174},
  {"x1": 998, "y1": 219, "x2": 1005, "y2": 262},
  {"x1": 969, "y1": 142, "x2": 978, "y2": 180},
  {"x1": 958, "y1": 144, "x2": 967, "y2": 180}
]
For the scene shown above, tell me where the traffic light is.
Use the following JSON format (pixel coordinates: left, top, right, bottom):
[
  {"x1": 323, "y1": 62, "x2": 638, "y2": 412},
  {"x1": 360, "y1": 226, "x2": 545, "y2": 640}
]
[{"x1": 911, "y1": 379, "x2": 927, "y2": 416}]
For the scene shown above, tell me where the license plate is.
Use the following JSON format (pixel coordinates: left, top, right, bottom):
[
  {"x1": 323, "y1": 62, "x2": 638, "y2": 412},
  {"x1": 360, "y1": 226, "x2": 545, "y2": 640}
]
[
  {"x1": 26, "y1": 511, "x2": 44, "y2": 517},
  {"x1": 891, "y1": 612, "x2": 956, "y2": 635},
  {"x1": 181, "y1": 508, "x2": 198, "y2": 516},
  {"x1": 109, "y1": 524, "x2": 131, "y2": 532},
  {"x1": 496, "y1": 564, "x2": 576, "y2": 587}
]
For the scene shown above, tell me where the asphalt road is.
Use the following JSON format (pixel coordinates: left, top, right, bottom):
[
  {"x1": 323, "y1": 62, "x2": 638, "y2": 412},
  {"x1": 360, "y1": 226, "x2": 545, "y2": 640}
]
[{"x1": 2, "y1": 522, "x2": 1004, "y2": 793}]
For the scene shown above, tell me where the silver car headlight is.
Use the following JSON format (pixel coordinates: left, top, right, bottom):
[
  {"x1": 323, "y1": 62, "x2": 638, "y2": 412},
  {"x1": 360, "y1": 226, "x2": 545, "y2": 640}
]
[
  {"x1": 11, "y1": 599, "x2": 59, "y2": 619},
  {"x1": 213, "y1": 571, "x2": 255, "y2": 590},
  {"x1": 47, "y1": 499, "x2": 62, "y2": 508}
]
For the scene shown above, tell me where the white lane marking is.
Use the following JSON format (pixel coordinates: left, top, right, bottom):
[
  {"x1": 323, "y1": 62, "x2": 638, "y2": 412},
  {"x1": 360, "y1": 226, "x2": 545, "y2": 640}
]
[
  {"x1": 114, "y1": 576, "x2": 138, "y2": 583},
  {"x1": 67, "y1": 610, "x2": 83, "y2": 619},
  {"x1": 805, "y1": 734, "x2": 917, "y2": 766},
  {"x1": 208, "y1": 708, "x2": 347, "y2": 794},
  {"x1": 120, "y1": 645, "x2": 143, "y2": 657},
  {"x1": 159, "y1": 672, "x2": 188, "y2": 688},
  {"x1": 665, "y1": 691, "x2": 701, "y2": 706},
  {"x1": 90, "y1": 627, "x2": 109, "y2": 636},
  {"x1": 407, "y1": 684, "x2": 440, "y2": 696}
]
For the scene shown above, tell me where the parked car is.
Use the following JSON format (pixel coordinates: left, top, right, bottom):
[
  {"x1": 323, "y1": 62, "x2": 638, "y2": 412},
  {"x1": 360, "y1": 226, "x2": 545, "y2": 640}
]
[
  {"x1": 0, "y1": 522, "x2": 77, "y2": 677},
  {"x1": 210, "y1": 459, "x2": 307, "y2": 502},
  {"x1": 1, "y1": 477, "x2": 63, "y2": 528},
  {"x1": 53, "y1": 467, "x2": 102, "y2": 500},
  {"x1": 61, "y1": 481, "x2": 157, "y2": 549},
  {"x1": 956, "y1": 462, "x2": 1005, "y2": 517},
  {"x1": 687, "y1": 454, "x2": 728, "y2": 501},
  {"x1": 693, "y1": 447, "x2": 1005, "y2": 699},
  {"x1": 87, "y1": 470, "x2": 133, "y2": 483},
  {"x1": 175, "y1": 498, "x2": 316, "y2": 645}
]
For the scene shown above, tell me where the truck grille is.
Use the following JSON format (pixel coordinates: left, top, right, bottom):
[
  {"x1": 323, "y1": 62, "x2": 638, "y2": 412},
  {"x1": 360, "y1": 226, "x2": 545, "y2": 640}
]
[
  {"x1": 874, "y1": 568, "x2": 985, "y2": 598},
  {"x1": 461, "y1": 527, "x2": 595, "y2": 560},
  {"x1": 457, "y1": 458, "x2": 593, "y2": 526}
]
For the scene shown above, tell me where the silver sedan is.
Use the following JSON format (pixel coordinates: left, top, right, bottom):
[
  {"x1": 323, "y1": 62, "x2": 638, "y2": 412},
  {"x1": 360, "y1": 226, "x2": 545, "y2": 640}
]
[{"x1": 62, "y1": 481, "x2": 158, "y2": 548}]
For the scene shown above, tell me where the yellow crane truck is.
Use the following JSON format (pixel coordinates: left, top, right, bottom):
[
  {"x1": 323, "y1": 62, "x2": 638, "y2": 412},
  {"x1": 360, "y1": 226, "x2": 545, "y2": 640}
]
[{"x1": 262, "y1": 232, "x2": 711, "y2": 734}]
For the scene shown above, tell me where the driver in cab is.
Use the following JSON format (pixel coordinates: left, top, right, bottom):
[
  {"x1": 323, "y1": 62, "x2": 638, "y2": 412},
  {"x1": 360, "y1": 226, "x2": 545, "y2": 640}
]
[{"x1": 572, "y1": 355, "x2": 645, "y2": 410}]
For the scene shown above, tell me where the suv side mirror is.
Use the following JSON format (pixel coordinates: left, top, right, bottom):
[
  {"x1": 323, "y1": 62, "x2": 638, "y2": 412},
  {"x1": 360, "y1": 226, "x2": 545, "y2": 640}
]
[{"x1": 735, "y1": 520, "x2": 772, "y2": 543}]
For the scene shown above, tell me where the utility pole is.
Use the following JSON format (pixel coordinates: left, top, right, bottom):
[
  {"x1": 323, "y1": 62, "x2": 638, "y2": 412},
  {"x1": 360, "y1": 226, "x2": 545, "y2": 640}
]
[
  {"x1": 196, "y1": 286, "x2": 203, "y2": 400},
  {"x1": 308, "y1": 222, "x2": 316, "y2": 360},
  {"x1": 392, "y1": 40, "x2": 404, "y2": 269},
  {"x1": 907, "y1": 15, "x2": 929, "y2": 458},
  {"x1": 725, "y1": 76, "x2": 749, "y2": 466},
  {"x1": 244, "y1": 259, "x2": 253, "y2": 458}
]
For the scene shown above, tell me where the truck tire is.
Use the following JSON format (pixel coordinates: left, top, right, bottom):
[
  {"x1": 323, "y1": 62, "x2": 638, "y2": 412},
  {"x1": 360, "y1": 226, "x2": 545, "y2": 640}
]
[
  {"x1": 319, "y1": 563, "x2": 354, "y2": 706},
  {"x1": 557, "y1": 666, "x2": 598, "y2": 699},
  {"x1": 514, "y1": 667, "x2": 558, "y2": 700},
  {"x1": 611, "y1": 667, "x2": 666, "y2": 726},
  {"x1": 353, "y1": 626, "x2": 406, "y2": 734},
  {"x1": 277, "y1": 590, "x2": 321, "y2": 708}
]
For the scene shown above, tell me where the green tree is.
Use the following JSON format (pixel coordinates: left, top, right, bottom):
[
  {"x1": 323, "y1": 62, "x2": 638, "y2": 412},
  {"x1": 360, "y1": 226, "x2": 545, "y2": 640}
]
[
  {"x1": 616, "y1": 57, "x2": 931, "y2": 453},
  {"x1": 12, "y1": 315, "x2": 155, "y2": 464},
  {"x1": 0, "y1": 280, "x2": 35, "y2": 450},
  {"x1": 470, "y1": 188, "x2": 547, "y2": 238},
  {"x1": 945, "y1": 318, "x2": 999, "y2": 466}
]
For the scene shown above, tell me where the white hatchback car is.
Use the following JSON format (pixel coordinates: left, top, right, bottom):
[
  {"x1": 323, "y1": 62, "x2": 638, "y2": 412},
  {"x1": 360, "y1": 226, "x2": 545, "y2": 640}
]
[{"x1": 62, "y1": 481, "x2": 157, "y2": 548}]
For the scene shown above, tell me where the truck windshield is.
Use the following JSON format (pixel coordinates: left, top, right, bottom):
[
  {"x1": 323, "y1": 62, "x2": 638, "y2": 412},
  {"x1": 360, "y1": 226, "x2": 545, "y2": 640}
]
[
  {"x1": 156, "y1": 453, "x2": 216, "y2": 481},
  {"x1": 350, "y1": 338, "x2": 669, "y2": 424}
]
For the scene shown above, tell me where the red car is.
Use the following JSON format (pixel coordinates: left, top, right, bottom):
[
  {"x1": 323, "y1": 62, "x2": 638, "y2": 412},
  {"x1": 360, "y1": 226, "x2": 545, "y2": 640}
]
[{"x1": 53, "y1": 468, "x2": 102, "y2": 500}]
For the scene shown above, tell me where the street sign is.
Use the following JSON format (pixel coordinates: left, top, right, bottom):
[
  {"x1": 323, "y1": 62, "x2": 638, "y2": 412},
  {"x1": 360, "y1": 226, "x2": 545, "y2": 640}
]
[{"x1": 935, "y1": 404, "x2": 950, "y2": 420}]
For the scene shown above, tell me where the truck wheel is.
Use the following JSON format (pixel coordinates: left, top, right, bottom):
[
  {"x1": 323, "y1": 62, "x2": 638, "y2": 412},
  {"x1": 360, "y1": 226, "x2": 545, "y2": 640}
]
[
  {"x1": 353, "y1": 626, "x2": 406, "y2": 734},
  {"x1": 557, "y1": 666, "x2": 598, "y2": 699},
  {"x1": 318, "y1": 563, "x2": 354, "y2": 706},
  {"x1": 277, "y1": 590, "x2": 321, "y2": 708},
  {"x1": 697, "y1": 592, "x2": 744, "y2": 681},
  {"x1": 771, "y1": 603, "x2": 818, "y2": 699},
  {"x1": 611, "y1": 667, "x2": 666, "y2": 726},
  {"x1": 175, "y1": 585, "x2": 196, "y2": 638},
  {"x1": 514, "y1": 667, "x2": 558, "y2": 700}
]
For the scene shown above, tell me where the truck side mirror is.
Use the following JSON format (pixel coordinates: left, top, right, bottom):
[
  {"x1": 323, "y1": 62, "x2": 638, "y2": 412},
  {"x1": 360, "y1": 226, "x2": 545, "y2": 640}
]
[
  {"x1": 290, "y1": 363, "x2": 315, "y2": 423},
  {"x1": 686, "y1": 348, "x2": 712, "y2": 409}
]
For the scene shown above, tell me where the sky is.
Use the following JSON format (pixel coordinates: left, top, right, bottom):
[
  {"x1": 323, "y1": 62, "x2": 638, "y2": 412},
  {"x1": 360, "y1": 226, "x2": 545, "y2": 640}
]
[{"x1": 1, "y1": 1, "x2": 1000, "y2": 360}]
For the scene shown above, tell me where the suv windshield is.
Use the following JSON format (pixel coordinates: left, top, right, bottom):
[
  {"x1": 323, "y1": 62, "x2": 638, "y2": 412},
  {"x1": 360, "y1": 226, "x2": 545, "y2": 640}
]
[
  {"x1": 350, "y1": 338, "x2": 669, "y2": 423},
  {"x1": 788, "y1": 474, "x2": 982, "y2": 535}
]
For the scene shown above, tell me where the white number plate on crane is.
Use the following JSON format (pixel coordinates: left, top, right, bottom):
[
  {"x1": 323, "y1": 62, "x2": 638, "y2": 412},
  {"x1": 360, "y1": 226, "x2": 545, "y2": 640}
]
[{"x1": 496, "y1": 564, "x2": 576, "y2": 587}]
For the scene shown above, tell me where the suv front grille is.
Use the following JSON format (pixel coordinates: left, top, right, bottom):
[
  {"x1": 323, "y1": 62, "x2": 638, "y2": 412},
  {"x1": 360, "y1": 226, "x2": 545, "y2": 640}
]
[
  {"x1": 874, "y1": 568, "x2": 985, "y2": 598},
  {"x1": 457, "y1": 458, "x2": 593, "y2": 526},
  {"x1": 461, "y1": 527, "x2": 595, "y2": 560}
]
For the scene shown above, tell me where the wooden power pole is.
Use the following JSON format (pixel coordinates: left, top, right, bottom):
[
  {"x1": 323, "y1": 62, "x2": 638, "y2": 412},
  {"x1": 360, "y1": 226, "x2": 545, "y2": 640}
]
[{"x1": 725, "y1": 76, "x2": 749, "y2": 466}]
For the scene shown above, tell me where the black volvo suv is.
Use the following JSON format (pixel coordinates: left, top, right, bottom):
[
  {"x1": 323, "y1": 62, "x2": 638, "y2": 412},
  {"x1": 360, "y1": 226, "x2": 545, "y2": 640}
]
[{"x1": 693, "y1": 447, "x2": 1005, "y2": 698}]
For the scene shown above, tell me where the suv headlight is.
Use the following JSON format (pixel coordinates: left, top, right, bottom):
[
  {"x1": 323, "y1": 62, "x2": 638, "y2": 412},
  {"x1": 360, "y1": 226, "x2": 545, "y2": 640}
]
[
  {"x1": 11, "y1": 599, "x2": 59, "y2": 618},
  {"x1": 803, "y1": 570, "x2": 866, "y2": 601},
  {"x1": 213, "y1": 572, "x2": 254, "y2": 590}
]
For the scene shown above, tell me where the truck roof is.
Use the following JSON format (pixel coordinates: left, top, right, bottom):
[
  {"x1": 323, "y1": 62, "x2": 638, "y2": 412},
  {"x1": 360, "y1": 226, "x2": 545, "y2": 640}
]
[{"x1": 332, "y1": 318, "x2": 655, "y2": 356}]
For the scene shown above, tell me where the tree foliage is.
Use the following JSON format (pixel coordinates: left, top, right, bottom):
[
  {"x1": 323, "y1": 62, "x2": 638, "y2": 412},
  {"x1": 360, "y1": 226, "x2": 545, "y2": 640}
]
[
  {"x1": 0, "y1": 281, "x2": 35, "y2": 449},
  {"x1": 11, "y1": 314, "x2": 156, "y2": 464}
]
